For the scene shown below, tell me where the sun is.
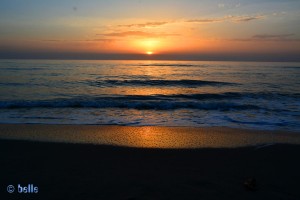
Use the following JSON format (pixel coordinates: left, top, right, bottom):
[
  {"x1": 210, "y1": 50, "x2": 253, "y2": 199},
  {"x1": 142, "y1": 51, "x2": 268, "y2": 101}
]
[{"x1": 146, "y1": 51, "x2": 153, "y2": 55}]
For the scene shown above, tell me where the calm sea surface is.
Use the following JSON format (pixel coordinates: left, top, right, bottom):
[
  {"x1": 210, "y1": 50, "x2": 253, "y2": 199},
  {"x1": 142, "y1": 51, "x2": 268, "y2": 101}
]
[{"x1": 0, "y1": 60, "x2": 299, "y2": 131}]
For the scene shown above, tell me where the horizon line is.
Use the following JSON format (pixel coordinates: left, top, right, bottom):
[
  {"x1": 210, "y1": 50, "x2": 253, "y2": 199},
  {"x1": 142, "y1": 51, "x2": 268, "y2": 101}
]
[{"x1": 0, "y1": 51, "x2": 300, "y2": 62}]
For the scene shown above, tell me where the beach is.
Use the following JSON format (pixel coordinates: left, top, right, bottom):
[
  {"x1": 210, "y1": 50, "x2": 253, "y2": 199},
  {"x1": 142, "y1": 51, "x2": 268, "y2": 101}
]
[
  {"x1": 1, "y1": 125, "x2": 300, "y2": 199},
  {"x1": 0, "y1": 58, "x2": 299, "y2": 200},
  {"x1": 1, "y1": 124, "x2": 300, "y2": 148},
  {"x1": 1, "y1": 0, "x2": 300, "y2": 199}
]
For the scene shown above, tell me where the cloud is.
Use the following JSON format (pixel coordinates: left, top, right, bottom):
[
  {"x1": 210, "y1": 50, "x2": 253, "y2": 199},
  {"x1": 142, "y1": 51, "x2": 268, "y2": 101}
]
[
  {"x1": 42, "y1": 39, "x2": 62, "y2": 42},
  {"x1": 228, "y1": 34, "x2": 300, "y2": 42},
  {"x1": 116, "y1": 14, "x2": 264, "y2": 30},
  {"x1": 84, "y1": 39, "x2": 116, "y2": 42},
  {"x1": 231, "y1": 15, "x2": 264, "y2": 22},
  {"x1": 185, "y1": 18, "x2": 223, "y2": 23},
  {"x1": 42, "y1": 39, "x2": 116, "y2": 43},
  {"x1": 118, "y1": 21, "x2": 170, "y2": 28},
  {"x1": 235, "y1": 3, "x2": 241, "y2": 8},
  {"x1": 186, "y1": 15, "x2": 264, "y2": 24},
  {"x1": 112, "y1": 14, "x2": 264, "y2": 33},
  {"x1": 252, "y1": 34, "x2": 294, "y2": 40},
  {"x1": 97, "y1": 31, "x2": 179, "y2": 38},
  {"x1": 218, "y1": 4, "x2": 225, "y2": 8}
]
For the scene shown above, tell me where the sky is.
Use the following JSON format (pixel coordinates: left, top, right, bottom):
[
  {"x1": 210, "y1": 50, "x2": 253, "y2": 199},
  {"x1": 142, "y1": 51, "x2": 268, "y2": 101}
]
[{"x1": 0, "y1": 0, "x2": 299, "y2": 61}]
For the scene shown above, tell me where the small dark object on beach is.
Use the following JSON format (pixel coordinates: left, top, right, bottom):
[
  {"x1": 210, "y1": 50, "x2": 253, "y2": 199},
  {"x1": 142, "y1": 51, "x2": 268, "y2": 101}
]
[{"x1": 244, "y1": 178, "x2": 257, "y2": 191}]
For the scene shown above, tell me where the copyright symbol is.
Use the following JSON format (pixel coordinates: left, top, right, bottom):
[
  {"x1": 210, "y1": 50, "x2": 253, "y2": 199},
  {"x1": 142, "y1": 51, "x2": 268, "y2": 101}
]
[{"x1": 7, "y1": 185, "x2": 15, "y2": 193}]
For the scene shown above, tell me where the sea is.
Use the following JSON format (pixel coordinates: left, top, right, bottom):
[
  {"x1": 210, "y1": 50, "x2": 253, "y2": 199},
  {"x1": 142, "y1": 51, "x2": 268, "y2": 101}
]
[{"x1": 0, "y1": 59, "x2": 299, "y2": 131}]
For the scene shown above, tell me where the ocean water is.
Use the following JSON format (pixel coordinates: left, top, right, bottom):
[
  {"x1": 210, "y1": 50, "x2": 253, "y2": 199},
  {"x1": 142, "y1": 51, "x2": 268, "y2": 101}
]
[{"x1": 0, "y1": 59, "x2": 299, "y2": 131}]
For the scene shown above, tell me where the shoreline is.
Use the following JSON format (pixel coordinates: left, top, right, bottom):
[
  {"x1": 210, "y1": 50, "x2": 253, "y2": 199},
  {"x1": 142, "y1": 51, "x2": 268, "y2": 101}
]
[{"x1": 0, "y1": 124, "x2": 300, "y2": 148}]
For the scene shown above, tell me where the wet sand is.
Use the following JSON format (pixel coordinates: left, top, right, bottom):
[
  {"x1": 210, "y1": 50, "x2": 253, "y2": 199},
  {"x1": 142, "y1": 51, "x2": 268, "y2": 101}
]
[
  {"x1": 1, "y1": 124, "x2": 300, "y2": 148},
  {"x1": 0, "y1": 124, "x2": 300, "y2": 199}
]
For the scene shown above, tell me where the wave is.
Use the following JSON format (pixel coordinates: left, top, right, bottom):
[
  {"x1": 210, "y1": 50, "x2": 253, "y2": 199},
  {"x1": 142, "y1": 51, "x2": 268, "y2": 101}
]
[
  {"x1": 137, "y1": 64, "x2": 196, "y2": 67},
  {"x1": 170, "y1": 92, "x2": 299, "y2": 100},
  {"x1": 223, "y1": 116, "x2": 289, "y2": 127},
  {"x1": 280, "y1": 66, "x2": 300, "y2": 70},
  {"x1": 0, "y1": 67, "x2": 46, "y2": 71},
  {"x1": 0, "y1": 99, "x2": 262, "y2": 111},
  {"x1": 88, "y1": 79, "x2": 235, "y2": 87},
  {"x1": 0, "y1": 92, "x2": 297, "y2": 110}
]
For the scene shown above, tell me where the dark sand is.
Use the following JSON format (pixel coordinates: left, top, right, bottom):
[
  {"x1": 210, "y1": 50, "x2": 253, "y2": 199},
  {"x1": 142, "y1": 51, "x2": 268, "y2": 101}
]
[
  {"x1": 1, "y1": 124, "x2": 300, "y2": 148},
  {"x1": 1, "y1": 125, "x2": 300, "y2": 199}
]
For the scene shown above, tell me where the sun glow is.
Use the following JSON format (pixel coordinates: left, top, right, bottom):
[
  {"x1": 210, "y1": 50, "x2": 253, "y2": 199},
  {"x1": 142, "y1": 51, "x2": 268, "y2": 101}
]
[
  {"x1": 133, "y1": 39, "x2": 161, "y2": 54},
  {"x1": 146, "y1": 51, "x2": 153, "y2": 55},
  {"x1": 143, "y1": 40, "x2": 159, "y2": 48}
]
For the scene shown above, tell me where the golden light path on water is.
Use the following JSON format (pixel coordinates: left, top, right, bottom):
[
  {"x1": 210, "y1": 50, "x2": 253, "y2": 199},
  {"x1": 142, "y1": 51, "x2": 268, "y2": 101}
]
[{"x1": 0, "y1": 124, "x2": 300, "y2": 148}]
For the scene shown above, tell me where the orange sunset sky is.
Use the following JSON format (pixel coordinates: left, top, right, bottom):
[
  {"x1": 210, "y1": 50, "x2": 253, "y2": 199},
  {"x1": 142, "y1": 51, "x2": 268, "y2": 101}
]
[{"x1": 0, "y1": 0, "x2": 299, "y2": 61}]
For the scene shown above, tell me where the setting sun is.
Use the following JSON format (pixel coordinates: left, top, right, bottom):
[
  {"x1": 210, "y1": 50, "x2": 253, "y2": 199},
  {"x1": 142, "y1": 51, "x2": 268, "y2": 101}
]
[
  {"x1": 146, "y1": 51, "x2": 153, "y2": 55},
  {"x1": 0, "y1": 0, "x2": 298, "y2": 61},
  {"x1": 133, "y1": 39, "x2": 161, "y2": 55},
  {"x1": 0, "y1": 1, "x2": 300, "y2": 199}
]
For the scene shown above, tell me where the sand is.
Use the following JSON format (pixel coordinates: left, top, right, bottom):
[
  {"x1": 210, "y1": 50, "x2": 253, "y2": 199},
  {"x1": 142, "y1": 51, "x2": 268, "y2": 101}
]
[
  {"x1": 0, "y1": 124, "x2": 300, "y2": 199},
  {"x1": 0, "y1": 124, "x2": 300, "y2": 148}
]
